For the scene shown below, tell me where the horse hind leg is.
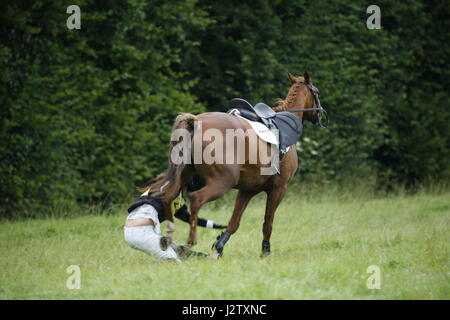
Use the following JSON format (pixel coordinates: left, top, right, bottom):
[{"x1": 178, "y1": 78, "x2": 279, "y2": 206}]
[{"x1": 187, "y1": 181, "x2": 232, "y2": 246}]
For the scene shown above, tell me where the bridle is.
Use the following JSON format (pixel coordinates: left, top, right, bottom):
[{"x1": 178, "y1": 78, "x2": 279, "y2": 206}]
[{"x1": 285, "y1": 81, "x2": 329, "y2": 128}]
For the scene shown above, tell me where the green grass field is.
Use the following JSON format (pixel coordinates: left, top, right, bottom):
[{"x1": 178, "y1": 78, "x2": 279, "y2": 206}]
[{"x1": 1, "y1": 186, "x2": 449, "y2": 299}]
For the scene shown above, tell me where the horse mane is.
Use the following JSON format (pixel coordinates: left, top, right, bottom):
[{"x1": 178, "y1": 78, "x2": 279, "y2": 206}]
[
  {"x1": 273, "y1": 99, "x2": 287, "y2": 111},
  {"x1": 272, "y1": 81, "x2": 301, "y2": 111}
]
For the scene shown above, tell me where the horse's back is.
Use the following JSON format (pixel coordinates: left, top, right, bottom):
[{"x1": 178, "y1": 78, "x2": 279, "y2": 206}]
[{"x1": 196, "y1": 112, "x2": 249, "y2": 131}]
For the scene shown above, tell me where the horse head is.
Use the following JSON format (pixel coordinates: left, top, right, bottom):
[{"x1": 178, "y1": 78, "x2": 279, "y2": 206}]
[{"x1": 276, "y1": 71, "x2": 328, "y2": 128}]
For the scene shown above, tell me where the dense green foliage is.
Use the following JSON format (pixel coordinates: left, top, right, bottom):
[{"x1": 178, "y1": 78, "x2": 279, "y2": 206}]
[
  {"x1": 0, "y1": 1, "x2": 208, "y2": 216},
  {"x1": 1, "y1": 0, "x2": 449, "y2": 217}
]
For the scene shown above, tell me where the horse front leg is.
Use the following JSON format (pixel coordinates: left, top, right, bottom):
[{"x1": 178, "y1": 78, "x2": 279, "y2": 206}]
[
  {"x1": 262, "y1": 185, "x2": 287, "y2": 257},
  {"x1": 212, "y1": 190, "x2": 258, "y2": 258}
]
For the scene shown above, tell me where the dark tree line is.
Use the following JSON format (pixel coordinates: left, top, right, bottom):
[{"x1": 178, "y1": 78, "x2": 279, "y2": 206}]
[{"x1": 1, "y1": 0, "x2": 448, "y2": 217}]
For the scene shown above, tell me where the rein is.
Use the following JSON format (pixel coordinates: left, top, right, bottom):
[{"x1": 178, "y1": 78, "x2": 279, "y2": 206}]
[{"x1": 287, "y1": 107, "x2": 323, "y2": 112}]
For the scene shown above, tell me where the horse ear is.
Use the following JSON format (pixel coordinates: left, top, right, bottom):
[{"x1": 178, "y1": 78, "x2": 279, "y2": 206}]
[
  {"x1": 287, "y1": 72, "x2": 297, "y2": 84},
  {"x1": 304, "y1": 70, "x2": 311, "y2": 83}
]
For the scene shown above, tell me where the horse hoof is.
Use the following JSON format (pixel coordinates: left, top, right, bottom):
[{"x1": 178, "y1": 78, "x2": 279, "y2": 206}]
[
  {"x1": 211, "y1": 242, "x2": 224, "y2": 258},
  {"x1": 187, "y1": 239, "x2": 197, "y2": 247},
  {"x1": 210, "y1": 248, "x2": 221, "y2": 259},
  {"x1": 261, "y1": 240, "x2": 271, "y2": 258}
]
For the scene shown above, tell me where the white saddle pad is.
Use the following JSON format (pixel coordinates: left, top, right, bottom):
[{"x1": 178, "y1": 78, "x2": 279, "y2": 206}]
[
  {"x1": 230, "y1": 112, "x2": 279, "y2": 146},
  {"x1": 229, "y1": 109, "x2": 282, "y2": 174}
]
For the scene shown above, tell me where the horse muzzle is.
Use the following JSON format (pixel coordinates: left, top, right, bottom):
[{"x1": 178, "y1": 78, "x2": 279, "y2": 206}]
[{"x1": 313, "y1": 107, "x2": 329, "y2": 128}]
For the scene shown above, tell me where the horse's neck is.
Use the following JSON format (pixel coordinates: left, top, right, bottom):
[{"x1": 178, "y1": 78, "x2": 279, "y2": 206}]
[{"x1": 273, "y1": 84, "x2": 304, "y2": 120}]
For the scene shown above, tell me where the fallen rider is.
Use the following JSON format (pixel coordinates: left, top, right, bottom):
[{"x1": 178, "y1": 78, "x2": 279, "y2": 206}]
[{"x1": 124, "y1": 181, "x2": 225, "y2": 262}]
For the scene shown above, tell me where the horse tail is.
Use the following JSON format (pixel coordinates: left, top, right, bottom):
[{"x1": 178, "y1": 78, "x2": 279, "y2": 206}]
[{"x1": 143, "y1": 113, "x2": 197, "y2": 202}]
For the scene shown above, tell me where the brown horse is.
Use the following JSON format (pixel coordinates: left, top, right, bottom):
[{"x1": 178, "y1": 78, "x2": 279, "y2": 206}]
[{"x1": 146, "y1": 71, "x2": 325, "y2": 258}]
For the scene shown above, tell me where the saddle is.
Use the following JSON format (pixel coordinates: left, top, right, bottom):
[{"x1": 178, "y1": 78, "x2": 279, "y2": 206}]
[{"x1": 228, "y1": 98, "x2": 303, "y2": 154}]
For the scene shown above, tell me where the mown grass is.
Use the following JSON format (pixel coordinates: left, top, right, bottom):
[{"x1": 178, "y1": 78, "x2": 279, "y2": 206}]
[{"x1": 0, "y1": 184, "x2": 449, "y2": 299}]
